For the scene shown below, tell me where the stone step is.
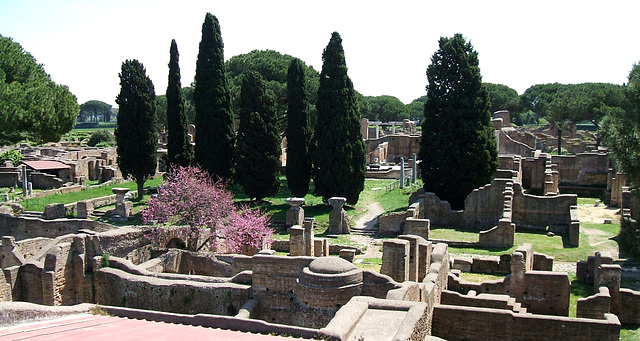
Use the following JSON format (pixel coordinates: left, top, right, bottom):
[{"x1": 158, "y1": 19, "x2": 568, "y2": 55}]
[{"x1": 350, "y1": 229, "x2": 378, "y2": 236}]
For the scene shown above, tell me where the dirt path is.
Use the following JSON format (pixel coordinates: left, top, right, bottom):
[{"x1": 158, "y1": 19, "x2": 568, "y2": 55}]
[
  {"x1": 351, "y1": 202, "x2": 384, "y2": 260},
  {"x1": 577, "y1": 204, "x2": 620, "y2": 224}
]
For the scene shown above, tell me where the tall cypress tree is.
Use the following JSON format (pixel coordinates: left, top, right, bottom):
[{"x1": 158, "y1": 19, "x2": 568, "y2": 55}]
[
  {"x1": 115, "y1": 59, "x2": 158, "y2": 199},
  {"x1": 311, "y1": 32, "x2": 366, "y2": 205},
  {"x1": 166, "y1": 39, "x2": 193, "y2": 168},
  {"x1": 419, "y1": 33, "x2": 498, "y2": 209},
  {"x1": 285, "y1": 58, "x2": 312, "y2": 198},
  {"x1": 235, "y1": 71, "x2": 281, "y2": 201},
  {"x1": 194, "y1": 13, "x2": 235, "y2": 180}
]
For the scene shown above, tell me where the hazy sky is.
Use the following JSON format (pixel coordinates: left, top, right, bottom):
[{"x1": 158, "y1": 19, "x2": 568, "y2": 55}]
[{"x1": 1, "y1": 0, "x2": 639, "y2": 107}]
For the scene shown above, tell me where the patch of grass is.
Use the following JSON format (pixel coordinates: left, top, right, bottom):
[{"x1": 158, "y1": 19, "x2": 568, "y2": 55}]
[
  {"x1": 431, "y1": 227, "x2": 479, "y2": 243},
  {"x1": 459, "y1": 272, "x2": 505, "y2": 283},
  {"x1": 356, "y1": 258, "x2": 382, "y2": 272},
  {"x1": 432, "y1": 222, "x2": 620, "y2": 263},
  {"x1": 568, "y1": 274, "x2": 591, "y2": 318},
  {"x1": 19, "y1": 177, "x2": 163, "y2": 212},
  {"x1": 621, "y1": 325, "x2": 640, "y2": 340},
  {"x1": 577, "y1": 197, "x2": 600, "y2": 205}
]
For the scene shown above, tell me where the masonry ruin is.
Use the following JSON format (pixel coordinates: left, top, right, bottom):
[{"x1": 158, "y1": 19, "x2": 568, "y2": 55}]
[{"x1": 1, "y1": 110, "x2": 638, "y2": 340}]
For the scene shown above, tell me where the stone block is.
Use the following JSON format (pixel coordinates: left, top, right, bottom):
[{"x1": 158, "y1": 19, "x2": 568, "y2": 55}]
[
  {"x1": 452, "y1": 258, "x2": 472, "y2": 272},
  {"x1": 313, "y1": 238, "x2": 328, "y2": 257},
  {"x1": 339, "y1": 249, "x2": 355, "y2": 263},
  {"x1": 381, "y1": 239, "x2": 410, "y2": 282},
  {"x1": 77, "y1": 200, "x2": 94, "y2": 219},
  {"x1": 289, "y1": 226, "x2": 305, "y2": 256},
  {"x1": 44, "y1": 203, "x2": 66, "y2": 220}
]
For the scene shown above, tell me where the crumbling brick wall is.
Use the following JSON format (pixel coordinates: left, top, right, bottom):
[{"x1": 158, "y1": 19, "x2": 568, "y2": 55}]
[{"x1": 432, "y1": 305, "x2": 620, "y2": 341}]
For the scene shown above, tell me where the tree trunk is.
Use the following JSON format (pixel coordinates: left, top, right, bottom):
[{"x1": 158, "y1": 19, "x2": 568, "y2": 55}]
[
  {"x1": 557, "y1": 129, "x2": 562, "y2": 154},
  {"x1": 137, "y1": 178, "x2": 145, "y2": 200}
]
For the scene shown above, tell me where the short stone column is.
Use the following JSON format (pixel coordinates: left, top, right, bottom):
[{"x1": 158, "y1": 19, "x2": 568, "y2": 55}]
[
  {"x1": 289, "y1": 226, "x2": 305, "y2": 256},
  {"x1": 328, "y1": 197, "x2": 349, "y2": 234},
  {"x1": 381, "y1": 239, "x2": 410, "y2": 282},
  {"x1": 398, "y1": 235, "x2": 420, "y2": 281},
  {"x1": 285, "y1": 197, "x2": 305, "y2": 227},
  {"x1": 112, "y1": 187, "x2": 133, "y2": 218},
  {"x1": 303, "y1": 218, "x2": 315, "y2": 256},
  {"x1": 314, "y1": 238, "x2": 329, "y2": 257},
  {"x1": 77, "y1": 200, "x2": 94, "y2": 219}
]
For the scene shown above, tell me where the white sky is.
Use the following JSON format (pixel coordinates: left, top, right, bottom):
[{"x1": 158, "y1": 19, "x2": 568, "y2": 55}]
[{"x1": 1, "y1": 0, "x2": 639, "y2": 107}]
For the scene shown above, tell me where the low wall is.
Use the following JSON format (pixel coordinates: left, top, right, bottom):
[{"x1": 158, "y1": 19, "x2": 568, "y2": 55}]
[
  {"x1": 447, "y1": 270, "x2": 570, "y2": 316},
  {"x1": 0, "y1": 214, "x2": 115, "y2": 241},
  {"x1": 498, "y1": 129, "x2": 535, "y2": 157},
  {"x1": 95, "y1": 267, "x2": 250, "y2": 315},
  {"x1": 432, "y1": 305, "x2": 620, "y2": 341},
  {"x1": 30, "y1": 172, "x2": 64, "y2": 190},
  {"x1": 512, "y1": 188, "x2": 577, "y2": 232},
  {"x1": 0, "y1": 172, "x2": 19, "y2": 187},
  {"x1": 551, "y1": 153, "x2": 608, "y2": 188},
  {"x1": 619, "y1": 288, "x2": 640, "y2": 325},
  {"x1": 101, "y1": 305, "x2": 320, "y2": 340}
]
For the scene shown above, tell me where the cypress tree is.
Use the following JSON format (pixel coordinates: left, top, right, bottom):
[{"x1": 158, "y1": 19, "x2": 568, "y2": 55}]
[
  {"x1": 194, "y1": 13, "x2": 235, "y2": 180},
  {"x1": 166, "y1": 39, "x2": 193, "y2": 167},
  {"x1": 419, "y1": 33, "x2": 498, "y2": 209},
  {"x1": 311, "y1": 32, "x2": 366, "y2": 205},
  {"x1": 285, "y1": 58, "x2": 312, "y2": 198},
  {"x1": 115, "y1": 59, "x2": 158, "y2": 199},
  {"x1": 235, "y1": 71, "x2": 281, "y2": 201}
]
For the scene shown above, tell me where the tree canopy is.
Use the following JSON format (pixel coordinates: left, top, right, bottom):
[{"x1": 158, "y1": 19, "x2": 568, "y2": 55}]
[
  {"x1": 285, "y1": 58, "x2": 312, "y2": 198},
  {"x1": 166, "y1": 39, "x2": 193, "y2": 168},
  {"x1": 419, "y1": 33, "x2": 498, "y2": 210},
  {"x1": 193, "y1": 13, "x2": 235, "y2": 181},
  {"x1": 601, "y1": 63, "x2": 640, "y2": 189},
  {"x1": 115, "y1": 59, "x2": 158, "y2": 199},
  {"x1": 226, "y1": 49, "x2": 320, "y2": 130},
  {"x1": 365, "y1": 95, "x2": 408, "y2": 122},
  {"x1": 235, "y1": 71, "x2": 281, "y2": 201},
  {"x1": 484, "y1": 83, "x2": 521, "y2": 118},
  {"x1": 0, "y1": 35, "x2": 79, "y2": 145},
  {"x1": 78, "y1": 100, "x2": 112, "y2": 122},
  {"x1": 312, "y1": 32, "x2": 366, "y2": 205}
]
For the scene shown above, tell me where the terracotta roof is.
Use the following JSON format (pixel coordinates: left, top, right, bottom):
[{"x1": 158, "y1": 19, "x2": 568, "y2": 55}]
[
  {"x1": 0, "y1": 314, "x2": 301, "y2": 340},
  {"x1": 21, "y1": 160, "x2": 70, "y2": 170}
]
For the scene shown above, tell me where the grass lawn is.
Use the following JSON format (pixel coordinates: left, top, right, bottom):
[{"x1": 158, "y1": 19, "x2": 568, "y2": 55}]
[
  {"x1": 17, "y1": 177, "x2": 164, "y2": 212},
  {"x1": 230, "y1": 177, "x2": 402, "y2": 234},
  {"x1": 431, "y1": 222, "x2": 620, "y2": 263}
]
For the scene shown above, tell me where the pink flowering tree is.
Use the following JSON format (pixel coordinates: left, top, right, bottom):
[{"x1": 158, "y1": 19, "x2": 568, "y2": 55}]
[{"x1": 142, "y1": 165, "x2": 273, "y2": 253}]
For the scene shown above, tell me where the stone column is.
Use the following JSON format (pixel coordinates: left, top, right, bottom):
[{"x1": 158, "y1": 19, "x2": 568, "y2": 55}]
[
  {"x1": 112, "y1": 187, "x2": 132, "y2": 218},
  {"x1": 328, "y1": 197, "x2": 349, "y2": 234},
  {"x1": 77, "y1": 200, "x2": 94, "y2": 219},
  {"x1": 400, "y1": 157, "x2": 405, "y2": 189},
  {"x1": 398, "y1": 235, "x2": 420, "y2": 282},
  {"x1": 289, "y1": 226, "x2": 305, "y2": 256},
  {"x1": 22, "y1": 165, "x2": 27, "y2": 197},
  {"x1": 303, "y1": 217, "x2": 315, "y2": 256},
  {"x1": 285, "y1": 197, "x2": 305, "y2": 227},
  {"x1": 381, "y1": 239, "x2": 410, "y2": 282},
  {"x1": 412, "y1": 154, "x2": 417, "y2": 184},
  {"x1": 360, "y1": 118, "x2": 369, "y2": 140},
  {"x1": 314, "y1": 238, "x2": 329, "y2": 257}
]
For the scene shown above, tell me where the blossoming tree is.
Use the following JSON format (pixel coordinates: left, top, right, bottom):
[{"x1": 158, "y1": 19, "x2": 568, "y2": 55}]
[{"x1": 142, "y1": 165, "x2": 273, "y2": 253}]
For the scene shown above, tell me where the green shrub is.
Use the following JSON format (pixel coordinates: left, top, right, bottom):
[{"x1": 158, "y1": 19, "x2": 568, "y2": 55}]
[
  {"x1": 0, "y1": 149, "x2": 23, "y2": 165},
  {"x1": 87, "y1": 130, "x2": 115, "y2": 147},
  {"x1": 100, "y1": 252, "x2": 110, "y2": 268}
]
